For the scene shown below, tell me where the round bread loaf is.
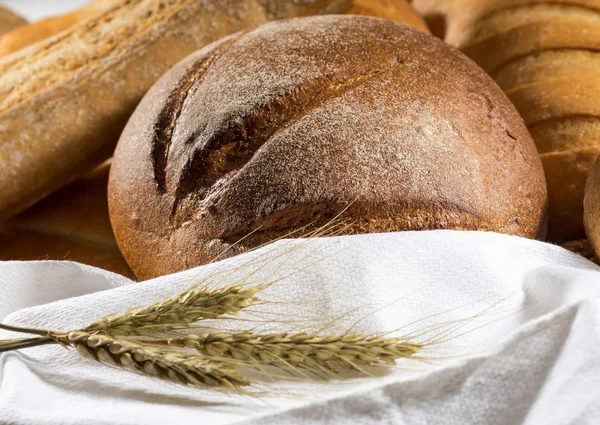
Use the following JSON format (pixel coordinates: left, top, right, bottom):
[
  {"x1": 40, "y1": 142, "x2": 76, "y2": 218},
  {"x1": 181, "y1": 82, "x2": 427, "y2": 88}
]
[{"x1": 109, "y1": 15, "x2": 548, "y2": 280}]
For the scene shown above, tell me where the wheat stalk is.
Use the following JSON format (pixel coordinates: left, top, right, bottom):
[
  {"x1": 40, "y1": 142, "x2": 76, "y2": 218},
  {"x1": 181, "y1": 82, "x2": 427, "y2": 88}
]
[
  {"x1": 83, "y1": 284, "x2": 262, "y2": 335},
  {"x1": 142, "y1": 331, "x2": 422, "y2": 372},
  {"x1": 81, "y1": 217, "x2": 353, "y2": 337},
  {"x1": 49, "y1": 331, "x2": 250, "y2": 389},
  {"x1": 0, "y1": 214, "x2": 434, "y2": 390}
]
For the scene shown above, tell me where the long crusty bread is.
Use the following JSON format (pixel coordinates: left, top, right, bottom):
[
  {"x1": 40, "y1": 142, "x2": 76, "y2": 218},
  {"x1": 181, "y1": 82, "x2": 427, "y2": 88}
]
[
  {"x1": 0, "y1": 0, "x2": 351, "y2": 222},
  {"x1": 0, "y1": 0, "x2": 119, "y2": 58},
  {"x1": 413, "y1": 0, "x2": 600, "y2": 243},
  {"x1": 0, "y1": 5, "x2": 27, "y2": 36}
]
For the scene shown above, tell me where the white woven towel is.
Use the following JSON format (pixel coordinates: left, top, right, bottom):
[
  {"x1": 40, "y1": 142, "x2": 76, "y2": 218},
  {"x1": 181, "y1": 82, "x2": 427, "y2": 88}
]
[{"x1": 1, "y1": 230, "x2": 599, "y2": 425}]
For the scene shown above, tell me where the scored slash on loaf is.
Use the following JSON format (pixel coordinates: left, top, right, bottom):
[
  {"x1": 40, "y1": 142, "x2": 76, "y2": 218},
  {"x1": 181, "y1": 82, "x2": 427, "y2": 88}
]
[{"x1": 108, "y1": 15, "x2": 547, "y2": 279}]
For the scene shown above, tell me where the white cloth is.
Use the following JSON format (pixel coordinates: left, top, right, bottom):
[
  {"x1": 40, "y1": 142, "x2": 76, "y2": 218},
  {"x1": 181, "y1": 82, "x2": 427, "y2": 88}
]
[
  {"x1": 1, "y1": 230, "x2": 600, "y2": 425},
  {"x1": 0, "y1": 0, "x2": 90, "y2": 22}
]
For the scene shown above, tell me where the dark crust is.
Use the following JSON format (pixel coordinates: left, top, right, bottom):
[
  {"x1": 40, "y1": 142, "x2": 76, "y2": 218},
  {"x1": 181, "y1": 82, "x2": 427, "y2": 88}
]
[
  {"x1": 109, "y1": 15, "x2": 548, "y2": 279},
  {"x1": 170, "y1": 68, "x2": 399, "y2": 227},
  {"x1": 151, "y1": 33, "x2": 247, "y2": 193}
]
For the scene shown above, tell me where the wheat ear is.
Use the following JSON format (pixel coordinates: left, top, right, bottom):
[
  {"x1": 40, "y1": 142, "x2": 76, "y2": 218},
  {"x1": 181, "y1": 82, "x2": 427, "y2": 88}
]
[
  {"x1": 83, "y1": 284, "x2": 261, "y2": 335},
  {"x1": 81, "y1": 216, "x2": 352, "y2": 336},
  {"x1": 50, "y1": 331, "x2": 250, "y2": 389},
  {"x1": 143, "y1": 332, "x2": 422, "y2": 371}
]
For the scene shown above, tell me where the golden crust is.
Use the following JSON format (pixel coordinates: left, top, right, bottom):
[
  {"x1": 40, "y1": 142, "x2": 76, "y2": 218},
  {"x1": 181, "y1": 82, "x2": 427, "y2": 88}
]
[
  {"x1": 0, "y1": 0, "x2": 120, "y2": 58},
  {"x1": 542, "y1": 147, "x2": 600, "y2": 242},
  {"x1": 462, "y1": 20, "x2": 600, "y2": 74},
  {"x1": 347, "y1": 0, "x2": 430, "y2": 33},
  {"x1": 530, "y1": 117, "x2": 600, "y2": 154},
  {"x1": 412, "y1": 0, "x2": 600, "y2": 45},
  {"x1": 584, "y1": 156, "x2": 600, "y2": 257}
]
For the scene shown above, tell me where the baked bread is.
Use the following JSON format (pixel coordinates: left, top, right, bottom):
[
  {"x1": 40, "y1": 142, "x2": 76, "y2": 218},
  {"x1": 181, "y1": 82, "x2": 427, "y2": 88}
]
[
  {"x1": 109, "y1": 15, "x2": 548, "y2": 279},
  {"x1": 348, "y1": 0, "x2": 429, "y2": 33},
  {"x1": 561, "y1": 239, "x2": 598, "y2": 264},
  {"x1": 0, "y1": 0, "x2": 119, "y2": 58},
  {"x1": 0, "y1": 0, "x2": 351, "y2": 222},
  {"x1": 0, "y1": 0, "x2": 429, "y2": 60},
  {"x1": 413, "y1": 0, "x2": 600, "y2": 243},
  {"x1": 584, "y1": 157, "x2": 600, "y2": 258},
  {"x1": 0, "y1": 0, "x2": 425, "y2": 278},
  {"x1": 0, "y1": 163, "x2": 134, "y2": 278},
  {"x1": 0, "y1": 6, "x2": 26, "y2": 36}
]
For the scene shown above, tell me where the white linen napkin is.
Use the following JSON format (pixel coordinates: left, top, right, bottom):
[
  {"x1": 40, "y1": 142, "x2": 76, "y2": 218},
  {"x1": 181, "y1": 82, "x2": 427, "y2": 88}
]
[{"x1": 1, "y1": 230, "x2": 599, "y2": 425}]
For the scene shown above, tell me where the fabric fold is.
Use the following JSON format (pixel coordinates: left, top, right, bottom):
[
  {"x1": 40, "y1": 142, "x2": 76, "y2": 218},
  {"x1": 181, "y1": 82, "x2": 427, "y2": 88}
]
[{"x1": 1, "y1": 230, "x2": 599, "y2": 425}]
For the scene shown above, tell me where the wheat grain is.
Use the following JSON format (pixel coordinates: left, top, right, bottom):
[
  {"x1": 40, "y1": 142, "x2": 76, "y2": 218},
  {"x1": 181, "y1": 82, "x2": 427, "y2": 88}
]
[
  {"x1": 51, "y1": 331, "x2": 249, "y2": 389},
  {"x1": 150, "y1": 331, "x2": 422, "y2": 371},
  {"x1": 83, "y1": 285, "x2": 261, "y2": 335},
  {"x1": 81, "y1": 217, "x2": 352, "y2": 337}
]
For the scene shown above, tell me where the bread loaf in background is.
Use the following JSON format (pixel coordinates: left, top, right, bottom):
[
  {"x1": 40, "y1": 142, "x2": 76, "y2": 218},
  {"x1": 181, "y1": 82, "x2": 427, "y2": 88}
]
[
  {"x1": 0, "y1": 163, "x2": 134, "y2": 278},
  {"x1": 0, "y1": 0, "x2": 119, "y2": 58},
  {"x1": 412, "y1": 0, "x2": 600, "y2": 243},
  {"x1": 0, "y1": 0, "x2": 352, "y2": 223},
  {"x1": 584, "y1": 158, "x2": 600, "y2": 259},
  {"x1": 0, "y1": 5, "x2": 27, "y2": 36},
  {"x1": 0, "y1": 0, "x2": 429, "y2": 61},
  {"x1": 109, "y1": 15, "x2": 547, "y2": 280},
  {"x1": 349, "y1": 0, "x2": 429, "y2": 33}
]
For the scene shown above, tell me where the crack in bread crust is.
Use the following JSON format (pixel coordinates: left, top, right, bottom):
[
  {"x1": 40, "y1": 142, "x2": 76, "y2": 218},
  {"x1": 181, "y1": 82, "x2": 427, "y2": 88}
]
[
  {"x1": 168, "y1": 63, "x2": 400, "y2": 227},
  {"x1": 151, "y1": 34, "x2": 246, "y2": 193}
]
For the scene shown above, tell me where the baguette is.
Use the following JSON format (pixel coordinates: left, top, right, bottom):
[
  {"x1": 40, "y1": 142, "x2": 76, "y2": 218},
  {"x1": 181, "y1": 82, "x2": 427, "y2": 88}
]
[
  {"x1": 0, "y1": 0, "x2": 429, "y2": 61},
  {"x1": 0, "y1": 6, "x2": 26, "y2": 36},
  {"x1": 0, "y1": 0, "x2": 351, "y2": 222},
  {"x1": 413, "y1": 0, "x2": 600, "y2": 243},
  {"x1": 0, "y1": 0, "x2": 119, "y2": 58}
]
